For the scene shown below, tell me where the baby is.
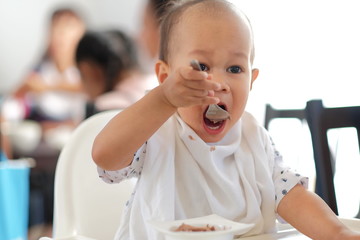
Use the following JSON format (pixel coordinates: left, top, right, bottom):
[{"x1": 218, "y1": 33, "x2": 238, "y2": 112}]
[{"x1": 92, "y1": 0, "x2": 360, "y2": 240}]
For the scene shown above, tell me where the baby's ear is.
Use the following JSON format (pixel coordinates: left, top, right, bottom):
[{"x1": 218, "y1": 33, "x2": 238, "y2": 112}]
[
  {"x1": 250, "y1": 68, "x2": 259, "y2": 90},
  {"x1": 155, "y1": 60, "x2": 169, "y2": 84}
]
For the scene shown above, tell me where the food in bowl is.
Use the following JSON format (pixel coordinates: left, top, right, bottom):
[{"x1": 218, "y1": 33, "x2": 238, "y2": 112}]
[
  {"x1": 148, "y1": 214, "x2": 255, "y2": 240},
  {"x1": 174, "y1": 223, "x2": 216, "y2": 232}
]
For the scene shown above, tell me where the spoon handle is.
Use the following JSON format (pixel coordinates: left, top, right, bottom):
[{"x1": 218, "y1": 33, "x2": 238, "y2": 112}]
[
  {"x1": 190, "y1": 59, "x2": 230, "y2": 121},
  {"x1": 190, "y1": 59, "x2": 201, "y2": 71}
]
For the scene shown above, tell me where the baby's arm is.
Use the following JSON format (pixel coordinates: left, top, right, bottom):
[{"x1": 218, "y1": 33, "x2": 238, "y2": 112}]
[
  {"x1": 278, "y1": 184, "x2": 360, "y2": 240},
  {"x1": 92, "y1": 60, "x2": 221, "y2": 171}
]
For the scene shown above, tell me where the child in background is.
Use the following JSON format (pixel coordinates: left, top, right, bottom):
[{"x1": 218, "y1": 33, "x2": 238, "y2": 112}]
[
  {"x1": 92, "y1": 0, "x2": 360, "y2": 240},
  {"x1": 3, "y1": 8, "x2": 85, "y2": 231},
  {"x1": 76, "y1": 29, "x2": 154, "y2": 117}
]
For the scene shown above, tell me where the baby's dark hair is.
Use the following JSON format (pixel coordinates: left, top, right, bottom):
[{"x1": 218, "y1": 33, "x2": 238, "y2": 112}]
[
  {"x1": 148, "y1": 0, "x2": 171, "y2": 24},
  {"x1": 76, "y1": 30, "x2": 139, "y2": 92},
  {"x1": 158, "y1": 0, "x2": 255, "y2": 63}
]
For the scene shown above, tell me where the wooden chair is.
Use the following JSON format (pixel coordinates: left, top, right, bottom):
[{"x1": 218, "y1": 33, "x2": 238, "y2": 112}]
[{"x1": 305, "y1": 99, "x2": 360, "y2": 217}]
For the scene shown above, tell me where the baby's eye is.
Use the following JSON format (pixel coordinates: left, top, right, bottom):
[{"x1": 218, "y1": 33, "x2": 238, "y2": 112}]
[
  {"x1": 199, "y1": 63, "x2": 209, "y2": 71},
  {"x1": 227, "y1": 66, "x2": 242, "y2": 74}
]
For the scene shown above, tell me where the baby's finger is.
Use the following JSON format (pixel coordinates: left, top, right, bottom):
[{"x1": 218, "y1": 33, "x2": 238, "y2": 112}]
[
  {"x1": 188, "y1": 88, "x2": 210, "y2": 98},
  {"x1": 180, "y1": 66, "x2": 208, "y2": 81},
  {"x1": 197, "y1": 95, "x2": 220, "y2": 105},
  {"x1": 184, "y1": 78, "x2": 221, "y2": 92},
  {"x1": 181, "y1": 94, "x2": 220, "y2": 106},
  {"x1": 207, "y1": 90, "x2": 215, "y2": 97}
]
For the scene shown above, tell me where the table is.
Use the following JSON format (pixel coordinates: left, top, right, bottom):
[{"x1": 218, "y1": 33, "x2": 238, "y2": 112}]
[
  {"x1": 238, "y1": 218, "x2": 360, "y2": 240},
  {"x1": 39, "y1": 217, "x2": 360, "y2": 240},
  {"x1": 13, "y1": 139, "x2": 61, "y2": 226}
]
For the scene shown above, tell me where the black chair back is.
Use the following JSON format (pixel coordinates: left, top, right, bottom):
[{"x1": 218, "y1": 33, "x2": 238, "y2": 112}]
[
  {"x1": 264, "y1": 104, "x2": 306, "y2": 130},
  {"x1": 306, "y1": 99, "x2": 360, "y2": 216},
  {"x1": 264, "y1": 99, "x2": 360, "y2": 217}
]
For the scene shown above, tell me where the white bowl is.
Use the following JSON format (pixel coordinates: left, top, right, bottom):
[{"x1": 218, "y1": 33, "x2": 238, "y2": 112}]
[
  {"x1": 148, "y1": 214, "x2": 254, "y2": 240},
  {"x1": 6, "y1": 120, "x2": 42, "y2": 154}
]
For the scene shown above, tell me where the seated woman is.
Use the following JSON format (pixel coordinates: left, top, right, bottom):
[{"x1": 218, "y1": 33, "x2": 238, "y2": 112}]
[
  {"x1": 76, "y1": 29, "x2": 157, "y2": 118},
  {"x1": 12, "y1": 7, "x2": 86, "y2": 125}
]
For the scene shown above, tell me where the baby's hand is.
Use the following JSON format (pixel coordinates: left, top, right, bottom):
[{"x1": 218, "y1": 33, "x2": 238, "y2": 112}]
[{"x1": 159, "y1": 64, "x2": 221, "y2": 108}]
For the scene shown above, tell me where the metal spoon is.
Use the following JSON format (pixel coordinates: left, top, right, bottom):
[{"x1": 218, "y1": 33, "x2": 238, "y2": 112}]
[
  {"x1": 190, "y1": 59, "x2": 230, "y2": 121},
  {"x1": 205, "y1": 104, "x2": 230, "y2": 121}
]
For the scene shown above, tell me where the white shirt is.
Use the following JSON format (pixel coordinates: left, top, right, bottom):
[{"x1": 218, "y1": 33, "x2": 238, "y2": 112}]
[
  {"x1": 95, "y1": 74, "x2": 157, "y2": 111},
  {"x1": 31, "y1": 60, "x2": 85, "y2": 121}
]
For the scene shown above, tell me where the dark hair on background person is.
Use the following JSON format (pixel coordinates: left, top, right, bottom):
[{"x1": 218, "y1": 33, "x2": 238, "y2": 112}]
[{"x1": 76, "y1": 30, "x2": 140, "y2": 93}]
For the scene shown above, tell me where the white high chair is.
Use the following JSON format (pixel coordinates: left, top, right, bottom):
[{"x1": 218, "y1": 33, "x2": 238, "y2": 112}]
[{"x1": 48, "y1": 110, "x2": 136, "y2": 240}]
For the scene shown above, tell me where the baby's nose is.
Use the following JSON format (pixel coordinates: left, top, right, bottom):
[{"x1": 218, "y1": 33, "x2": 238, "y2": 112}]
[
  {"x1": 210, "y1": 70, "x2": 230, "y2": 92},
  {"x1": 213, "y1": 77, "x2": 230, "y2": 92},
  {"x1": 218, "y1": 83, "x2": 230, "y2": 92}
]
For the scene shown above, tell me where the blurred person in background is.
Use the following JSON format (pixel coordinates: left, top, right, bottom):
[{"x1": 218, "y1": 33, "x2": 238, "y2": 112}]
[
  {"x1": 75, "y1": 0, "x2": 174, "y2": 117},
  {"x1": 76, "y1": 29, "x2": 155, "y2": 117},
  {"x1": 1, "y1": 7, "x2": 86, "y2": 238},
  {"x1": 137, "y1": 0, "x2": 171, "y2": 72},
  {"x1": 10, "y1": 7, "x2": 86, "y2": 131}
]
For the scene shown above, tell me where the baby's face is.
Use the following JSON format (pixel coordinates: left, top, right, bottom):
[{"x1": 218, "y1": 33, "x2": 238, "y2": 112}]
[{"x1": 169, "y1": 6, "x2": 258, "y2": 143}]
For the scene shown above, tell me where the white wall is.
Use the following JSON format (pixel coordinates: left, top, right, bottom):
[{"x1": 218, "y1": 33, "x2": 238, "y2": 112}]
[
  {"x1": 2, "y1": 0, "x2": 360, "y2": 118},
  {"x1": 0, "y1": 0, "x2": 145, "y2": 95},
  {"x1": 232, "y1": 0, "x2": 360, "y2": 122},
  {"x1": 232, "y1": 0, "x2": 360, "y2": 217}
]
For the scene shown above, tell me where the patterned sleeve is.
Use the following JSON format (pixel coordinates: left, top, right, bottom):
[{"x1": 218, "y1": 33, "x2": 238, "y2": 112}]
[
  {"x1": 97, "y1": 142, "x2": 147, "y2": 184},
  {"x1": 269, "y1": 137, "x2": 309, "y2": 212}
]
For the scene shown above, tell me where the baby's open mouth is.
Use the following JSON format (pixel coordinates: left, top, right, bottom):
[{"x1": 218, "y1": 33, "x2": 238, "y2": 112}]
[{"x1": 203, "y1": 104, "x2": 228, "y2": 130}]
